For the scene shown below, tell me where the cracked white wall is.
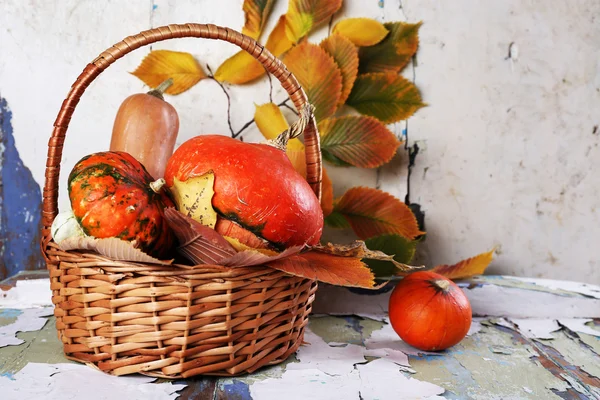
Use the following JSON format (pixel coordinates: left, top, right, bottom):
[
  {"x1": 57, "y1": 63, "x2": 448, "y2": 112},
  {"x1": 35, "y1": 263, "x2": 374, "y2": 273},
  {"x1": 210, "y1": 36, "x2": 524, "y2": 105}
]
[{"x1": 0, "y1": 0, "x2": 598, "y2": 282}]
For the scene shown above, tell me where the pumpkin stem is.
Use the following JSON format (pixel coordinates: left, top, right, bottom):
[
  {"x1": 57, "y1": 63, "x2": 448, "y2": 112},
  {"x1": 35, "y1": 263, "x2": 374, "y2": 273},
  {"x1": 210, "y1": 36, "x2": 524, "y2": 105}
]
[
  {"x1": 268, "y1": 103, "x2": 315, "y2": 151},
  {"x1": 147, "y1": 78, "x2": 174, "y2": 100},
  {"x1": 149, "y1": 178, "x2": 166, "y2": 193},
  {"x1": 433, "y1": 279, "x2": 451, "y2": 292}
]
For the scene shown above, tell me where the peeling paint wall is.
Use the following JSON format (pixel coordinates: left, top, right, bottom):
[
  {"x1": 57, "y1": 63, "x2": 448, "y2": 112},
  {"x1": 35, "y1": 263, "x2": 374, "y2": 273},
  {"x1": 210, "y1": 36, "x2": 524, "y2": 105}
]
[{"x1": 0, "y1": 0, "x2": 598, "y2": 282}]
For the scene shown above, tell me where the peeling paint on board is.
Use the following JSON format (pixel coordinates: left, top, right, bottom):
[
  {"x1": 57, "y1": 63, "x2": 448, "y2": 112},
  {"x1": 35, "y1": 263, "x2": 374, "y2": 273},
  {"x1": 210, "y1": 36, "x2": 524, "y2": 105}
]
[{"x1": 0, "y1": 96, "x2": 44, "y2": 280}]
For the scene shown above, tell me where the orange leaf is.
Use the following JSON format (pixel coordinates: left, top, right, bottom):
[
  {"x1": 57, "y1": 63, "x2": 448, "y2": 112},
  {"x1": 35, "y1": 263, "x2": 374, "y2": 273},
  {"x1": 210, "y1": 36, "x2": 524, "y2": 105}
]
[
  {"x1": 359, "y1": 21, "x2": 421, "y2": 74},
  {"x1": 285, "y1": 0, "x2": 343, "y2": 43},
  {"x1": 131, "y1": 50, "x2": 206, "y2": 95},
  {"x1": 215, "y1": 15, "x2": 293, "y2": 84},
  {"x1": 320, "y1": 34, "x2": 358, "y2": 105},
  {"x1": 346, "y1": 72, "x2": 425, "y2": 124},
  {"x1": 284, "y1": 42, "x2": 342, "y2": 121},
  {"x1": 333, "y1": 18, "x2": 389, "y2": 47},
  {"x1": 333, "y1": 187, "x2": 424, "y2": 240},
  {"x1": 242, "y1": 0, "x2": 277, "y2": 40},
  {"x1": 319, "y1": 116, "x2": 401, "y2": 168},
  {"x1": 268, "y1": 251, "x2": 376, "y2": 288},
  {"x1": 431, "y1": 249, "x2": 495, "y2": 280}
]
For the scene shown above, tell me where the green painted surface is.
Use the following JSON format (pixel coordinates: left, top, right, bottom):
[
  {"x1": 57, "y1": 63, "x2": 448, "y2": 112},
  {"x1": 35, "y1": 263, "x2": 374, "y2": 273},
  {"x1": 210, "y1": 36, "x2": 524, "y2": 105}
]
[{"x1": 0, "y1": 316, "x2": 69, "y2": 375}]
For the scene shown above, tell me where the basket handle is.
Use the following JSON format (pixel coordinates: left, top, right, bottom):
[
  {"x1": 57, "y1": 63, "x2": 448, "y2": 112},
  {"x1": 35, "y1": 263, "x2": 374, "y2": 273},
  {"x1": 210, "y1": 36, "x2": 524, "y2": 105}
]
[{"x1": 41, "y1": 23, "x2": 322, "y2": 237}]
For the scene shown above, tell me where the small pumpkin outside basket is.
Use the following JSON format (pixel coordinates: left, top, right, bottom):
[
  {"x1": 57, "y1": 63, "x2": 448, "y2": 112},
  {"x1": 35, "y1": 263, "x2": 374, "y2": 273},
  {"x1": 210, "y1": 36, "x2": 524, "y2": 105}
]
[{"x1": 40, "y1": 23, "x2": 323, "y2": 379}]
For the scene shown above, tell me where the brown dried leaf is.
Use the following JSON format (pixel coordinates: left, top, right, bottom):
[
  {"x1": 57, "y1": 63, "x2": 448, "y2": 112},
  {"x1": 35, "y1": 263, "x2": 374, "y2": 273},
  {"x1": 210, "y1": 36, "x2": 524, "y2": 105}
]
[
  {"x1": 284, "y1": 41, "x2": 342, "y2": 121},
  {"x1": 164, "y1": 208, "x2": 236, "y2": 265},
  {"x1": 242, "y1": 0, "x2": 277, "y2": 40},
  {"x1": 333, "y1": 187, "x2": 424, "y2": 240},
  {"x1": 320, "y1": 34, "x2": 359, "y2": 105},
  {"x1": 310, "y1": 241, "x2": 420, "y2": 272},
  {"x1": 430, "y1": 248, "x2": 495, "y2": 280},
  {"x1": 131, "y1": 50, "x2": 206, "y2": 95},
  {"x1": 57, "y1": 236, "x2": 172, "y2": 265},
  {"x1": 268, "y1": 251, "x2": 377, "y2": 288},
  {"x1": 221, "y1": 246, "x2": 302, "y2": 268}
]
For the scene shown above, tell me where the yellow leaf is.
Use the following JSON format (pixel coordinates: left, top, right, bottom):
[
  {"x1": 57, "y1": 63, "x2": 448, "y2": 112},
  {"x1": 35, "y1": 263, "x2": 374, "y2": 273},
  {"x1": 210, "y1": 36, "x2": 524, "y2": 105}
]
[
  {"x1": 215, "y1": 15, "x2": 293, "y2": 84},
  {"x1": 333, "y1": 18, "x2": 389, "y2": 47},
  {"x1": 223, "y1": 236, "x2": 279, "y2": 256},
  {"x1": 320, "y1": 34, "x2": 358, "y2": 105},
  {"x1": 284, "y1": 42, "x2": 342, "y2": 121},
  {"x1": 321, "y1": 167, "x2": 334, "y2": 217},
  {"x1": 131, "y1": 50, "x2": 206, "y2": 95},
  {"x1": 430, "y1": 249, "x2": 495, "y2": 280},
  {"x1": 254, "y1": 103, "x2": 304, "y2": 151},
  {"x1": 242, "y1": 0, "x2": 277, "y2": 40},
  {"x1": 169, "y1": 172, "x2": 217, "y2": 228},
  {"x1": 285, "y1": 0, "x2": 343, "y2": 43}
]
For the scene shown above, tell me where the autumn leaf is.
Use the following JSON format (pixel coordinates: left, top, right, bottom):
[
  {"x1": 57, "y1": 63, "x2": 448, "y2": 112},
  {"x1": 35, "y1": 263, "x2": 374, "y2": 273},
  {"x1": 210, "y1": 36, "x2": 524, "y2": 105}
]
[
  {"x1": 318, "y1": 116, "x2": 401, "y2": 168},
  {"x1": 242, "y1": 0, "x2": 277, "y2": 40},
  {"x1": 430, "y1": 248, "x2": 495, "y2": 280},
  {"x1": 268, "y1": 251, "x2": 377, "y2": 288},
  {"x1": 254, "y1": 102, "x2": 304, "y2": 151},
  {"x1": 359, "y1": 21, "x2": 421, "y2": 74},
  {"x1": 346, "y1": 72, "x2": 425, "y2": 123},
  {"x1": 285, "y1": 0, "x2": 343, "y2": 43},
  {"x1": 320, "y1": 34, "x2": 358, "y2": 105},
  {"x1": 131, "y1": 50, "x2": 206, "y2": 95},
  {"x1": 364, "y1": 234, "x2": 417, "y2": 278},
  {"x1": 215, "y1": 15, "x2": 293, "y2": 84},
  {"x1": 333, "y1": 18, "x2": 389, "y2": 47},
  {"x1": 332, "y1": 187, "x2": 424, "y2": 240},
  {"x1": 284, "y1": 42, "x2": 342, "y2": 121}
]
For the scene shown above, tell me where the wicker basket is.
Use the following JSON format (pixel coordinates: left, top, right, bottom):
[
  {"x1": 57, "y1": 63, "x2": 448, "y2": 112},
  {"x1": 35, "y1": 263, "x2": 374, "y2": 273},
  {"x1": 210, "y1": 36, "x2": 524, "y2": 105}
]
[{"x1": 40, "y1": 23, "x2": 322, "y2": 378}]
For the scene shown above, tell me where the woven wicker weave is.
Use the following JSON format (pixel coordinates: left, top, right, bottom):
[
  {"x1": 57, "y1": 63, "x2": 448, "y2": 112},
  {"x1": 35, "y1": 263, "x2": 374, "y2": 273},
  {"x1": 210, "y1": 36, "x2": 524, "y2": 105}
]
[{"x1": 40, "y1": 24, "x2": 322, "y2": 378}]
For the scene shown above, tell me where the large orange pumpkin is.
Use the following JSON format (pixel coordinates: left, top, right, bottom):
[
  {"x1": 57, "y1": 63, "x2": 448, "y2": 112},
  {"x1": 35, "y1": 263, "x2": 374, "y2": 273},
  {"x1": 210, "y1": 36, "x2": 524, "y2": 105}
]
[
  {"x1": 164, "y1": 135, "x2": 323, "y2": 249},
  {"x1": 388, "y1": 271, "x2": 472, "y2": 351}
]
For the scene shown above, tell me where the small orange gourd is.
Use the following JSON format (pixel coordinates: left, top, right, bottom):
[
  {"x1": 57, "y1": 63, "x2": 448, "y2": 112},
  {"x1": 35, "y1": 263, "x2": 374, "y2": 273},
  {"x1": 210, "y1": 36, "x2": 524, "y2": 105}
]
[
  {"x1": 388, "y1": 271, "x2": 472, "y2": 351},
  {"x1": 110, "y1": 79, "x2": 179, "y2": 179}
]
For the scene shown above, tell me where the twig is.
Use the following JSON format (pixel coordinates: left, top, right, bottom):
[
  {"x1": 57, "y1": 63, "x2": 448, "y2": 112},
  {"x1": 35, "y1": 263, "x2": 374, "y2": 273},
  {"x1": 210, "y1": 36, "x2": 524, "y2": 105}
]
[
  {"x1": 282, "y1": 101, "x2": 298, "y2": 116},
  {"x1": 206, "y1": 64, "x2": 235, "y2": 138}
]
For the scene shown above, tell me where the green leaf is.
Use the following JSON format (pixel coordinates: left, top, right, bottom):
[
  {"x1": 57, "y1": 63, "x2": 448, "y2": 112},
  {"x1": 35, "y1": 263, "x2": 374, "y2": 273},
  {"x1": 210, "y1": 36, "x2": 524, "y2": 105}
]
[
  {"x1": 346, "y1": 72, "x2": 425, "y2": 123},
  {"x1": 364, "y1": 234, "x2": 416, "y2": 278},
  {"x1": 319, "y1": 116, "x2": 401, "y2": 168},
  {"x1": 359, "y1": 21, "x2": 421, "y2": 74},
  {"x1": 285, "y1": 0, "x2": 343, "y2": 43},
  {"x1": 322, "y1": 150, "x2": 352, "y2": 167},
  {"x1": 324, "y1": 210, "x2": 351, "y2": 229}
]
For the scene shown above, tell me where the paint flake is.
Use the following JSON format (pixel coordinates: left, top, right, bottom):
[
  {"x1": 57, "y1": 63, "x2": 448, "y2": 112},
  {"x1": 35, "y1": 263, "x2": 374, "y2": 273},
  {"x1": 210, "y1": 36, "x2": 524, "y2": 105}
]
[
  {"x1": 558, "y1": 319, "x2": 600, "y2": 337},
  {"x1": 250, "y1": 368, "x2": 362, "y2": 400},
  {"x1": 0, "y1": 363, "x2": 186, "y2": 400},
  {"x1": 0, "y1": 279, "x2": 53, "y2": 309},
  {"x1": 365, "y1": 318, "x2": 441, "y2": 358},
  {"x1": 288, "y1": 329, "x2": 366, "y2": 375},
  {"x1": 357, "y1": 358, "x2": 445, "y2": 399},
  {"x1": 508, "y1": 318, "x2": 560, "y2": 339},
  {"x1": 467, "y1": 317, "x2": 484, "y2": 336},
  {"x1": 0, "y1": 307, "x2": 52, "y2": 347},
  {"x1": 507, "y1": 277, "x2": 600, "y2": 299}
]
